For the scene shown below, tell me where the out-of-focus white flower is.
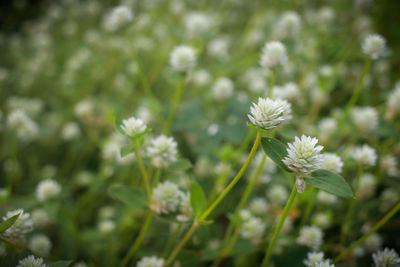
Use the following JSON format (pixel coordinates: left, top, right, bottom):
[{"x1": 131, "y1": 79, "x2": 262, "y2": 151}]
[
  {"x1": 317, "y1": 191, "x2": 337, "y2": 205},
  {"x1": 151, "y1": 181, "x2": 184, "y2": 214},
  {"x1": 303, "y1": 251, "x2": 324, "y2": 267},
  {"x1": 276, "y1": 11, "x2": 301, "y2": 38},
  {"x1": 386, "y1": 85, "x2": 400, "y2": 120},
  {"x1": 31, "y1": 209, "x2": 50, "y2": 228},
  {"x1": 98, "y1": 219, "x2": 115, "y2": 233},
  {"x1": 74, "y1": 99, "x2": 94, "y2": 119},
  {"x1": 7, "y1": 97, "x2": 44, "y2": 117},
  {"x1": 61, "y1": 122, "x2": 80, "y2": 140},
  {"x1": 351, "y1": 144, "x2": 377, "y2": 167},
  {"x1": 147, "y1": 135, "x2": 178, "y2": 168},
  {"x1": 185, "y1": 12, "x2": 212, "y2": 37},
  {"x1": 249, "y1": 198, "x2": 269, "y2": 216},
  {"x1": 272, "y1": 82, "x2": 301, "y2": 102},
  {"x1": 136, "y1": 256, "x2": 164, "y2": 267},
  {"x1": 248, "y1": 97, "x2": 292, "y2": 130},
  {"x1": 267, "y1": 185, "x2": 288, "y2": 206},
  {"x1": 36, "y1": 179, "x2": 61, "y2": 201},
  {"x1": 17, "y1": 255, "x2": 47, "y2": 267},
  {"x1": 212, "y1": 77, "x2": 234, "y2": 101},
  {"x1": 260, "y1": 41, "x2": 288, "y2": 68},
  {"x1": 102, "y1": 5, "x2": 133, "y2": 32},
  {"x1": 190, "y1": 69, "x2": 211, "y2": 86},
  {"x1": 362, "y1": 34, "x2": 386, "y2": 59},
  {"x1": 2, "y1": 209, "x2": 33, "y2": 243},
  {"x1": 357, "y1": 173, "x2": 377, "y2": 199},
  {"x1": 318, "y1": 118, "x2": 337, "y2": 144},
  {"x1": 208, "y1": 37, "x2": 230, "y2": 60},
  {"x1": 120, "y1": 116, "x2": 147, "y2": 137},
  {"x1": 316, "y1": 7, "x2": 335, "y2": 30},
  {"x1": 351, "y1": 106, "x2": 378, "y2": 133},
  {"x1": 28, "y1": 234, "x2": 52, "y2": 256},
  {"x1": 240, "y1": 216, "x2": 265, "y2": 244},
  {"x1": 169, "y1": 45, "x2": 196, "y2": 72},
  {"x1": 313, "y1": 213, "x2": 332, "y2": 229},
  {"x1": 365, "y1": 233, "x2": 383, "y2": 252},
  {"x1": 380, "y1": 189, "x2": 399, "y2": 212},
  {"x1": 314, "y1": 259, "x2": 334, "y2": 267},
  {"x1": 372, "y1": 248, "x2": 400, "y2": 267},
  {"x1": 7, "y1": 110, "x2": 39, "y2": 142},
  {"x1": 297, "y1": 226, "x2": 323, "y2": 250},
  {"x1": 177, "y1": 192, "x2": 193, "y2": 222},
  {"x1": 239, "y1": 209, "x2": 252, "y2": 221},
  {"x1": 381, "y1": 155, "x2": 399, "y2": 177},
  {"x1": 322, "y1": 153, "x2": 343, "y2": 174}
]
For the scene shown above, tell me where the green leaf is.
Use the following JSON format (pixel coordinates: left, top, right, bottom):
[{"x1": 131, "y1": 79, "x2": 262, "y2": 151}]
[
  {"x1": 120, "y1": 145, "x2": 136, "y2": 157},
  {"x1": 169, "y1": 159, "x2": 192, "y2": 171},
  {"x1": 0, "y1": 213, "x2": 20, "y2": 233},
  {"x1": 49, "y1": 261, "x2": 73, "y2": 267},
  {"x1": 306, "y1": 169, "x2": 353, "y2": 198},
  {"x1": 108, "y1": 185, "x2": 148, "y2": 209},
  {"x1": 190, "y1": 180, "x2": 207, "y2": 217},
  {"x1": 246, "y1": 122, "x2": 269, "y2": 134},
  {"x1": 261, "y1": 137, "x2": 292, "y2": 172}
]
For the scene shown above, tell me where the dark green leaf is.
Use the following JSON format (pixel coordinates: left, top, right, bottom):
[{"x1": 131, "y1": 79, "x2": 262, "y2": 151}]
[
  {"x1": 0, "y1": 213, "x2": 20, "y2": 233},
  {"x1": 49, "y1": 261, "x2": 73, "y2": 267},
  {"x1": 261, "y1": 137, "x2": 292, "y2": 172},
  {"x1": 190, "y1": 180, "x2": 207, "y2": 217},
  {"x1": 120, "y1": 145, "x2": 136, "y2": 157},
  {"x1": 108, "y1": 185, "x2": 148, "y2": 209},
  {"x1": 169, "y1": 159, "x2": 192, "y2": 171},
  {"x1": 306, "y1": 169, "x2": 353, "y2": 198}
]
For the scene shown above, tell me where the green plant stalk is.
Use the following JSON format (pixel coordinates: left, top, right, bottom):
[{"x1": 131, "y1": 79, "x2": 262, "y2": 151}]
[
  {"x1": 340, "y1": 165, "x2": 363, "y2": 245},
  {"x1": 134, "y1": 149, "x2": 152, "y2": 198},
  {"x1": 164, "y1": 132, "x2": 262, "y2": 267},
  {"x1": 299, "y1": 187, "x2": 316, "y2": 228},
  {"x1": 212, "y1": 227, "x2": 241, "y2": 267},
  {"x1": 163, "y1": 78, "x2": 185, "y2": 134},
  {"x1": 334, "y1": 202, "x2": 400, "y2": 263},
  {"x1": 162, "y1": 224, "x2": 182, "y2": 257},
  {"x1": 120, "y1": 211, "x2": 153, "y2": 267},
  {"x1": 152, "y1": 168, "x2": 162, "y2": 186},
  {"x1": 261, "y1": 184, "x2": 297, "y2": 267}
]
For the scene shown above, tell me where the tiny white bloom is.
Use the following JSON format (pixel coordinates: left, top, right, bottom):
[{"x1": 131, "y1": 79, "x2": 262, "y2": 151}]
[
  {"x1": 212, "y1": 77, "x2": 234, "y2": 101},
  {"x1": 98, "y1": 219, "x2": 116, "y2": 233},
  {"x1": 2, "y1": 209, "x2": 33, "y2": 243},
  {"x1": 249, "y1": 198, "x2": 269, "y2": 216},
  {"x1": 365, "y1": 233, "x2": 383, "y2": 251},
  {"x1": 317, "y1": 191, "x2": 337, "y2": 205},
  {"x1": 357, "y1": 173, "x2": 377, "y2": 199},
  {"x1": 36, "y1": 179, "x2": 61, "y2": 201},
  {"x1": 120, "y1": 116, "x2": 147, "y2": 137},
  {"x1": 28, "y1": 234, "x2": 52, "y2": 256},
  {"x1": 381, "y1": 155, "x2": 399, "y2": 177},
  {"x1": 267, "y1": 185, "x2": 289, "y2": 206},
  {"x1": 362, "y1": 34, "x2": 386, "y2": 59},
  {"x1": 372, "y1": 247, "x2": 400, "y2": 267},
  {"x1": 17, "y1": 255, "x2": 47, "y2": 267},
  {"x1": 240, "y1": 216, "x2": 265, "y2": 244},
  {"x1": 351, "y1": 144, "x2": 377, "y2": 167},
  {"x1": 272, "y1": 82, "x2": 301, "y2": 102},
  {"x1": 351, "y1": 106, "x2": 378, "y2": 133},
  {"x1": 147, "y1": 135, "x2": 178, "y2": 168},
  {"x1": 276, "y1": 11, "x2": 301, "y2": 38},
  {"x1": 185, "y1": 12, "x2": 212, "y2": 37},
  {"x1": 260, "y1": 41, "x2": 288, "y2": 68},
  {"x1": 297, "y1": 225, "x2": 323, "y2": 250},
  {"x1": 248, "y1": 97, "x2": 292, "y2": 130},
  {"x1": 314, "y1": 259, "x2": 334, "y2": 267},
  {"x1": 61, "y1": 122, "x2": 80, "y2": 140},
  {"x1": 136, "y1": 256, "x2": 164, "y2": 267},
  {"x1": 303, "y1": 251, "x2": 324, "y2": 267},
  {"x1": 151, "y1": 181, "x2": 184, "y2": 214},
  {"x1": 102, "y1": 5, "x2": 133, "y2": 32},
  {"x1": 169, "y1": 45, "x2": 196, "y2": 72},
  {"x1": 31, "y1": 209, "x2": 50, "y2": 228},
  {"x1": 322, "y1": 153, "x2": 344, "y2": 174},
  {"x1": 386, "y1": 85, "x2": 400, "y2": 119}
]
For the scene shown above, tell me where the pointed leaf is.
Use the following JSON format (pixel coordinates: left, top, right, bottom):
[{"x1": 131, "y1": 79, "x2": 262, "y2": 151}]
[
  {"x1": 306, "y1": 169, "x2": 353, "y2": 198},
  {"x1": 261, "y1": 137, "x2": 292, "y2": 172},
  {"x1": 190, "y1": 180, "x2": 207, "y2": 217},
  {"x1": 0, "y1": 213, "x2": 20, "y2": 233},
  {"x1": 109, "y1": 185, "x2": 148, "y2": 209}
]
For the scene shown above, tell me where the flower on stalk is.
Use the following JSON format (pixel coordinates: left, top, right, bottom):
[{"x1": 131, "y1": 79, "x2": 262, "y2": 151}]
[
  {"x1": 17, "y1": 255, "x2": 47, "y2": 267},
  {"x1": 169, "y1": 45, "x2": 196, "y2": 72},
  {"x1": 322, "y1": 153, "x2": 343, "y2": 174},
  {"x1": 297, "y1": 225, "x2": 323, "y2": 250},
  {"x1": 351, "y1": 106, "x2": 378, "y2": 133},
  {"x1": 2, "y1": 209, "x2": 34, "y2": 243},
  {"x1": 151, "y1": 181, "x2": 184, "y2": 214},
  {"x1": 351, "y1": 144, "x2": 377, "y2": 167},
  {"x1": 275, "y1": 11, "x2": 301, "y2": 39},
  {"x1": 362, "y1": 34, "x2": 386, "y2": 59},
  {"x1": 260, "y1": 41, "x2": 288, "y2": 68},
  {"x1": 120, "y1": 116, "x2": 147, "y2": 137},
  {"x1": 36, "y1": 179, "x2": 61, "y2": 202},
  {"x1": 147, "y1": 135, "x2": 178, "y2": 168},
  {"x1": 248, "y1": 97, "x2": 292, "y2": 130},
  {"x1": 28, "y1": 234, "x2": 52, "y2": 256},
  {"x1": 303, "y1": 251, "x2": 324, "y2": 267},
  {"x1": 372, "y1": 248, "x2": 400, "y2": 267},
  {"x1": 136, "y1": 256, "x2": 164, "y2": 267}
]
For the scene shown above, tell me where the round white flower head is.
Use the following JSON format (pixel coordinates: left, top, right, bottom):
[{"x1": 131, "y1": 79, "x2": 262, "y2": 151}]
[
  {"x1": 147, "y1": 135, "x2": 178, "y2": 168},
  {"x1": 317, "y1": 191, "x2": 337, "y2": 205},
  {"x1": 2, "y1": 209, "x2": 34, "y2": 242},
  {"x1": 297, "y1": 225, "x2": 323, "y2": 250},
  {"x1": 276, "y1": 11, "x2": 301, "y2": 38},
  {"x1": 365, "y1": 233, "x2": 383, "y2": 251},
  {"x1": 136, "y1": 256, "x2": 164, "y2": 267},
  {"x1": 386, "y1": 85, "x2": 400, "y2": 119},
  {"x1": 120, "y1": 116, "x2": 147, "y2": 137},
  {"x1": 6, "y1": 109, "x2": 39, "y2": 142},
  {"x1": 318, "y1": 117, "x2": 337, "y2": 144},
  {"x1": 260, "y1": 41, "x2": 288, "y2": 68},
  {"x1": 272, "y1": 82, "x2": 301, "y2": 102},
  {"x1": 380, "y1": 189, "x2": 399, "y2": 212},
  {"x1": 36, "y1": 179, "x2": 61, "y2": 201},
  {"x1": 240, "y1": 216, "x2": 265, "y2": 244},
  {"x1": 351, "y1": 144, "x2": 377, "y2": 167},
  {"x1": 322, "y1": 153, "x2": 344, "y2": 174},
  {"x1": 102, "y1": 5, "x2": 133, "y2": 32},
  {"x1": 351, "y1": 106, "x2": 378, "y2": 133},
  {"x1": 98, "y1": 219, "x2": 116, "y2": 233},
  {"x1": 61, "y1": 122, "x2": 80, "y2": 140},
  {"x1": 381, "y1": 155, "x2": 399, "y2": 177},
  {"x1": 249, "y1": 197, "x2": 269, "y2": 216},
  {"x1": 169, "y1": 45, "x2": 196, "y2": 72},
  {"x1": 283, "y1": 135, "x2": 324, "y2": 175},
  {"x1": 151, "y1": 181, "x2": 184, "y2": 214},
  {"x1": 239, "y1": 209, "x2": 252, "y2": 221},
  {"x1": 362, "y1": 34, "x2": 386, "y2": 59},
  {"x1": 212, "y1": 77, "x2": 234, "y2": 101},
  {"x1": 358, "y1": 173, "x2": 377, "y2": 199},
  {"x1": 313, "y1": 212, "x2": 332, "y2": 229},
  {"x1": 177, "y1": 192, "x2": 194, "y2": 222},
  {"x1": 372, "y1": 248, "x2": 400, "y2": 267},
  {"x1": 28, "y1": 234, "x2": 52, "y2": 256},
  {"x1": 303, "y1": 251, "x2": 324, "y2": 267},
  {"x1": 185, "y1": 12, "x2": 212, "y2": 37},
  {"x1": 208, "y1": 37, "x2": 229, "y2": 60},
  {"x1": 31, "y1": 209, "x2": 50, "y2": 228},
  {"x1": 191, "y1": 69, "x2": 211, "y2": 87},
  {"x1": 267, "y1": 185, "x2": 289, "y2": 206},
  {"x1": 17, "y1": 255, "x2": 47, "y2": 267},
  {"x1": 314, "y1": 259, "x2": 334, "y2": 267},
  {"x1": 248, "y1": 97, "x2": 292, "y2": 130}
]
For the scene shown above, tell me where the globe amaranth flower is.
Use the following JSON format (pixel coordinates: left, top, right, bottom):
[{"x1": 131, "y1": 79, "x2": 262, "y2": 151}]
[
  {"x1": 362, "y1": 34, "x2": 386, "y2": 59},
  {"x1": 28, "y1": 234, "x2": 52, "y2": 256},
  {"x1": 146, "y1": 135, "x2": 178, "y2": 168},
  {"x1": 169, "y1": 45, "x2": 196, "y2": 72},
  {"x1": 151, "y1": 181, "x2": 184, "y2": 214},
  {"x1": 102, "y1": 5, "x2": 133, "y2": 32},
  {"x1": 357, "y1": 173, "x2": 377, "y2": 199},
  {"x1": 386, "y1": 85, "x2": 400, "y2": 120},
  {"x1": 249, "y1": 197, "x2": 269, "y2": 216},
  {"x1": 120, "y1": 116, "x2": 147, "y2": 137},
  {"x1": 351, "y1": 106, "x2": 378, "y2": 133},
  {"x1": 314, "y1": 259, "x2": 335, "y2": 267},
  {"x1": 2, "y1": 209, "x2": 34, "y2": 243},
  {"x1": 240, "y1": 216, "x2": 265, "y2": 244},
  {"x1": 372, "y1": 248, "x2": 400, "y2": 267},
  {"x1": 36, "y1": 179, "x2": 61, "y2": 202},
  {"x1": 322, "y1": 153, "x2": 343, "y2": 174},
  {"x1": 297, "y1": 225, "x2": 323, "y2": 250},
  {"x1": 260, "y1": 41, "x2": 288, "y2": 68},
  {"x1": 275, "y1": 11, "x2": 301, "y2": 38},
  {"x1": 351, "y1": 144, "x2": 377, "y2": 167},
  {"x1": 212, "y1": 77, "x2": 234, "y2": 101},
  {"x1": 303, "y1": 251, "x2": 324, "y2": 267},
  {"x1": 248, "y1": 97, "x2": 292, "y2": 130},
  {"x1": 17, "y1": 255, "x2": 47, "y2": 267},
  {"x1": 136, "y1": 256, "x2": 164, "y2": 267},
  {"x1": 267, "y1": 185, "x2": 288, "y2": 206}
]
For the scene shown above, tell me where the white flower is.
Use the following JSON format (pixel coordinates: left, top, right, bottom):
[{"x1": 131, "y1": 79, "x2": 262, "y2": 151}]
[
  {"x1": 74, "y1": 99, "x2": 94, "y2": 119},
  {"x1": 248, "y1": 97, "x2": 292, "y2": 130},
  {"x1": 260, "y1": 41, "x2": 288, "y2": 68},
  {"x1": 120, "y1": 116, "x2": 147, "y2": 137},
  {"x1": 185, "y1": 12, "x2": 212, "y2": 37},
  {"x1": 36, "y1": 179, "x2": 61, "y2": 201},
  {"x1": 317, "y1": 191, "x2": 337, "y2": 205},
  {"x1": 240, "y1": 216, "x2": 265, "y2": 244},
  {"x1": 297, "y1": 226, "x2": 323, "y2": 250},
  {"x1": 380, "y1": 189, "x2": 399, "y2": 212},
  {"x1": 362, "y1": 34, "x2": 386, "y2": 59},
  {"x1": 322, "y1": 153, "x2": 343, "y2": 174},
  {"x1": 351, "y1": 144, "x2": 377, "y2": 167},
  {"x1": 249, "y1": 198, "x2": 269, "y2": 216},
  {"x1": 276, "y1": 11, "x2": 301, "y2": 38},
  {"x1": 318, "y1": 118, "x2": 337, "y2": 144},
  {"x1": 381, "y1": 155, "x2": 399, "y2": 177},
  {"x1": 31, "y1": 209, "x2": 50, "y2": 228},
  {"x1": 386, "y1": 85, "x2": 400, "y2": 119},
  {"x1": 2, "y1": 209, "x2": 33, "y2": 242},
  {"x1": 61, "y1": 122, "x2": 80, "y2": 140},
  {"x1": 272, "y1": 82, "x2": 301, "y2": 102},
  {"x1": 190, "y1": 69, "x2": 211, "y2": 86},
  {"x1": 102, "y1": 6, "x2": 133, "y2": 32},
  {"x1": 98, "y1": 219, "x2": 115, "y2": 233},
  {"x1": 136, "y1": 256, "x2": 164, "y2": 267},
  {"x1": 17, "y1": 255, "x2": 47, "y2": 267},
  {"x1": 314, "y1": 259, "x2": 334, "y2": 267},
  {"x1": 208, "y1": 37, "x2": 230, "y2": 60},
  {"x1": 283, "y1": 135, "x2": 324, "y2": 175},
  {"x1": 313, "y1": 213, "x2": 332, "y2": 229},
  {"x1": 177, "y1": 192, "x2": 193, "y2": 222},
  {"x1": 151, "y1": 181, "x2": 184, "y2": 214},
  {"x1": 357, "y1": 173, "x2": 377, "y2": 199},
  {"x1": 212, "y1": 77, "x2": 234, "y2": 101},
  {"x1": 28, "y1": 234, "x2": 52, "y2": 256},
  {"x1": 147, "y1": 135, "x2": 178, "y2": 168},
  {"x1": 303, "y1": 251, "x2": 324, "y2": 267},
  {"x1": 6, "y1": 110, "x2": 39, "y2": 141},
  {"x1": 169, "y1": 45, "x2": 196, "y2": 72},
  {"x1": 267, "y1": 185, "x2": 288, "y2": 206},
  {"x1": 351, "y1": 106, "x2": 378, "y2": 133},
  {"x1": 372, "y1": 248, "x2": 400, "y2": 267},
  {"x1": 365, "y1": 233, "x2": 383, "y2": 251}
]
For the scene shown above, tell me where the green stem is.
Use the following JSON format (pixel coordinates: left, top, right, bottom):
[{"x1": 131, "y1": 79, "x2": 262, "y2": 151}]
[
  {"x1": 120, "y1": 211, "x2": 153, "y2": 267},
  {"x1": 299, "y1": 188, "x2": 316, "y2": 228},
  {"x1": 334, "y1": 202, "x2": 400, "y2": 263},
  {"x1": 162, "y1": 224, "x2": 182, "y2": 257},
  {"x1": 261, "y1": 184, "x2": 297, "y2": 267},
  {"x1": 152, "y1": 168, "x2": 162, "y2": 187},
  {"x1": 134, "y1": 150, "x2": 151, "y2": 198},
  {"x1": 163, "y1": 78, "x2": 185, "y2": 134}
]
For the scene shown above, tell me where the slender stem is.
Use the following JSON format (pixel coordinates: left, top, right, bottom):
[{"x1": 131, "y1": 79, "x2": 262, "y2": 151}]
[
  {"x1": 120, "y1": 211, "x2": 153, "y2": 267},
  {"x1": 162, "y1": 224, "x2": 182, "y2": 257},
  {"x1": 334, "y1": 202, "x2": 400, "y2": 263},
  {"x1": 164, "y1": 132, "x2": 262, "y2": 266},
  {"x1": 299, "y1": 188, "x2": 316, "y2": 228},
  {"x1": 163, "y1": 78, "x2": 185, "y2": 134},
  {"x1": 152, "y1": 168, "x2": 162, "y2": 186},
  {"x1": 134, "y1": 150, "x2": 151, "y2": 198},
  {"x1": 340, "y1": 165, "x2": 363, "y2": 245},
  {"x1": 261, "y1": 184, "x2": 297, "y2": 267}
]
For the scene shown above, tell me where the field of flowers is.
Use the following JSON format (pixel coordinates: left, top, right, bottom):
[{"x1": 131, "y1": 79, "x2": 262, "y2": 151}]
[{"x1": 0, "y1": 0, "x2": 400, "y2": 266}]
